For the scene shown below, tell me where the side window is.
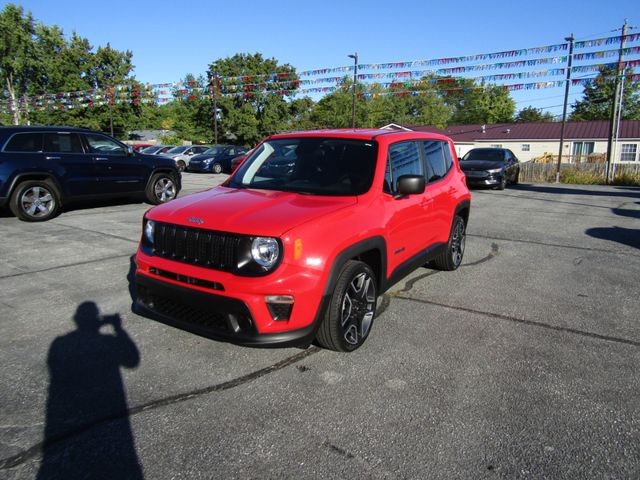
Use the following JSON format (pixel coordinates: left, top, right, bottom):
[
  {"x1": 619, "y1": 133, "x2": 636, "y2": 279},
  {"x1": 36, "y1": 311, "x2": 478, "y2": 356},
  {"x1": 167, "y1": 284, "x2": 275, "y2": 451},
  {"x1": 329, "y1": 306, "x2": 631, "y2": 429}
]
[
  {"x1": 43, "y1": 133, "x2": 83, "y2": 153},
  {"x1": 84, "y1": 134, "x2": 126, "y2": 155},
  {"x1": 422, "y1": 141, "x2": 450, "y2": 182},
  {"x1": 4, "y1": 133, "x2": 43, "y2": 152},
  {"x1": 385, "y1": 142, "x2": 423, "y2": 193}
]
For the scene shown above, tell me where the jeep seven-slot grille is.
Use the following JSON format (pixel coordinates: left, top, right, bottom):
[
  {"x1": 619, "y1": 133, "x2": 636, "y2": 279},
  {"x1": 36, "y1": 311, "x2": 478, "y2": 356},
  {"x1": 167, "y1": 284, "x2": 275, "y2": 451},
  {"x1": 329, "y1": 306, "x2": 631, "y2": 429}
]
[{"x1": 153, "y1": 222, "x2": 241, "y2": 271}]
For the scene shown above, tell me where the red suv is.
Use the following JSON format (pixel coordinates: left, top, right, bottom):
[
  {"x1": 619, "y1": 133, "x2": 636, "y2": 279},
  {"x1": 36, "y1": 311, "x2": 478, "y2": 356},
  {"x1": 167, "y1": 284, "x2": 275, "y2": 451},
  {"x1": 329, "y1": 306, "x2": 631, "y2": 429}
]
[{"x1": 135, "y1": 129, "x2": 470, "y2": 351}]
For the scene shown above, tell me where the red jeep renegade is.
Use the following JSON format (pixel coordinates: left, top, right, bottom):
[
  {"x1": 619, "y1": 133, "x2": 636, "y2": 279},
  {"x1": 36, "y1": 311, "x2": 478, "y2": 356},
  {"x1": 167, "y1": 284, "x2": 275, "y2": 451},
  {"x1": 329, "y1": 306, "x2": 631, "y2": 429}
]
[{"x1": 135, "y1": 129, "x2": 470, "y2": 351}]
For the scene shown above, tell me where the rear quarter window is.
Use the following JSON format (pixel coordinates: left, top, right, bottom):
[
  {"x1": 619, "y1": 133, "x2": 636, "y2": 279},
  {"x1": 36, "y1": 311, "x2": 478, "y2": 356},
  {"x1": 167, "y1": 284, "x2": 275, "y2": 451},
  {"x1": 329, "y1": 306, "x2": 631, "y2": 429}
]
[{"x1": 3, "y1": 133, "x2": 43, "y2": 152}]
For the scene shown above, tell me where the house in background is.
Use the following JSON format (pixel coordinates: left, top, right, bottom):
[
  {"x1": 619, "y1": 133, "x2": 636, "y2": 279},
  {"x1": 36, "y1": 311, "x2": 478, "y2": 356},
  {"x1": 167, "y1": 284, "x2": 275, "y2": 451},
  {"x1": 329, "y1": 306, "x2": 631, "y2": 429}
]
[{"x1": 381, "y1": 120, "x2": 640, "y2": 163}]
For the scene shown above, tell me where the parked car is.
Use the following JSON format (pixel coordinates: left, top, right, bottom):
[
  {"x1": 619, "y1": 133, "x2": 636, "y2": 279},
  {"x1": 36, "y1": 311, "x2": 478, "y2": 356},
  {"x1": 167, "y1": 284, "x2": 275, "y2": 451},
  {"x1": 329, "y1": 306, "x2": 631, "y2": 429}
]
[
  {"x1": 459, "y1": 148, "x2": 520, "y2": 189},
  {"x1": 131, "y1": 143, "x2": 154, "y2": 152},
  {"x1": 163, "y1": 145, "x2": 211, "y2": 171},
  {"x1": 187, "y1": 145, "x2": 249, "y2": 174},
  {"x1": 140, "y1": 145, "x2": 175, "y2": 155},
  {"x1": 135, "y1": 129, "x2": 471, "y2": 351},
  {"x1": 0, "y1": 126, "x2": 181, "y2": 221},
  {"x1": 230, "y1": 153, "x2": 248, "y2": 172}
]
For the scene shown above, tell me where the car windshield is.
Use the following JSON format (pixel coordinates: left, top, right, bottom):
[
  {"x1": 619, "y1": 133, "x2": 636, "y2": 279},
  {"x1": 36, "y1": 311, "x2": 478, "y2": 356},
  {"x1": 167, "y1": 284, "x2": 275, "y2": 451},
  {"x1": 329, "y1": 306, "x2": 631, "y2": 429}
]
[
  {"x1": 462, "y1": 150, "x2": 505, "y2": 161},
  {"x1": 228, "y1": 137, "x2": 378, "y2": 196},
  {"x1": 141, "y1": 146, "x2": 162, "y2": 154},
  {"x1": 166, "y1": 146, "x2": 189, "y2": 154},
  {"x1": 204, "y1": 146, "x2": 226, "y2": 155}
]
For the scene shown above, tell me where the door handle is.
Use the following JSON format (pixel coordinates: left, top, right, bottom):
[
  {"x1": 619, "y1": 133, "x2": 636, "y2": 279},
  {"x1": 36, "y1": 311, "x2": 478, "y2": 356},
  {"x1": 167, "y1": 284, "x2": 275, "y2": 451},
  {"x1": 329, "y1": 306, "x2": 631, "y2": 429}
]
[
  {"x1": 45, "y1": 156, "x2": 61, "y2": 160},
  {"x1": 94, "y1": 157, "x2": 109, "y2": 161}
]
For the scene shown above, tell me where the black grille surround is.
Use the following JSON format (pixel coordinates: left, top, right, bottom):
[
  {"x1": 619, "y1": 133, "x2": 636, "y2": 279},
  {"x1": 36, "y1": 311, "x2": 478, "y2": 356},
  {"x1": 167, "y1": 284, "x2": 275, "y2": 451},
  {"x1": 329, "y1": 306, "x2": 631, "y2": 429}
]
[
  {"x1": 153, "y1": 221, "x2": 240, "y2": 271},
  {"x1": 148, "y1": 221, "x2": 282, "y2": 276}
]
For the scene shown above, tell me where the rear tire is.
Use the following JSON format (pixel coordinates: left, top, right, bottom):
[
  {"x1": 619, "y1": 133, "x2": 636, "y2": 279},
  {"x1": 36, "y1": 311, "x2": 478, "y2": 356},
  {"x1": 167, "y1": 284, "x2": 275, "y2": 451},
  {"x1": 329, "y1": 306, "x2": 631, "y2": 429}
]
[
  {"x1": 512, "y1": 170, "x2": 519, "y2": 185},
  {"x1": 316, "y1": 260, "x2": 377, "y2": 352},
  {"x1": 432, "y1": 215, "x2": 466, "y2": 271},
  {"x1": 9, "y1": 180, "x2": 61, "y2": 222},
  {"x1": 145, "y1": 173, "x2": 178, "y2": 205}
]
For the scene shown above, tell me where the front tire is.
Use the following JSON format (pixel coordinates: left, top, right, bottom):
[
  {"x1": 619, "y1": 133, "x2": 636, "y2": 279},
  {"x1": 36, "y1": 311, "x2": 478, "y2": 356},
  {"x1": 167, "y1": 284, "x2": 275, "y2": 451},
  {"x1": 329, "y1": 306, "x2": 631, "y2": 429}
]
[
  {"x1": 176, "y1": 160, "x2": 186, "y2": 172},
  {"x1": 10, "y1": 180, "x2": 61, "y2": 222},
  {"x1": 146, "y1": 173, "x2": 178, "y2": 205},
  {"x1": 433, "y1": 215, "x2": 466, "y2": 271},
  {"x1": 316, "y1": 260, "x2": 377, "y2": 352},
  {"x1": 212, "y1": 162, "x2": 223, "y2": 174}
]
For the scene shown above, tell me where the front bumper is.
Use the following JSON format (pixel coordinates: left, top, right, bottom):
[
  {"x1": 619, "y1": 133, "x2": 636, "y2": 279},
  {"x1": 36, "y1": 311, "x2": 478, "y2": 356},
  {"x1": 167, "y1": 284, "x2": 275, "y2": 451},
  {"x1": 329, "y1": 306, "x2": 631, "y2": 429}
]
[
  {"x1": 134, "y1": 250, "x2": 329, "y2": 347},
  {"x1": 463, "y1": 172, "x2": 503, "y2": 186}
]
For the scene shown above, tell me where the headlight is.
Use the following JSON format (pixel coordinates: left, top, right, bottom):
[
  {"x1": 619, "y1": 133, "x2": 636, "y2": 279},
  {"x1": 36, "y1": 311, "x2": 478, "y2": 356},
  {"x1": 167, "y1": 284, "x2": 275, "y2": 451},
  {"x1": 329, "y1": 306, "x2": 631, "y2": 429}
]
[
  {"x1": 144, "y1": 219, "x2": 155, "y2": 245},
  {"x1": 487, "y1": 168, "x2": 504, "y2": 174},
  {"x1": 251, "y1": 237, "x2": 279, "y2": 268}
]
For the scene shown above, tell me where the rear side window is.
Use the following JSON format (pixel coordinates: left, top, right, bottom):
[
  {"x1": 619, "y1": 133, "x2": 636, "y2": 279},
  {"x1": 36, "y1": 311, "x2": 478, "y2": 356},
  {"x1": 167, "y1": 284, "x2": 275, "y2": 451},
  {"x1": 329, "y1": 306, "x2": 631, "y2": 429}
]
[
  {"x1": 43, "y1": 133, "x2": 84, "y2": 153},
  {"x1": 4, "y1": 133, "x2": 43, "y2": 152},
  {"x1": 422, "y1": 141, "x2": 451, "y2": 182},
  {"x1": 385, "y1": 141, "x2": 423, "y2": 193}
]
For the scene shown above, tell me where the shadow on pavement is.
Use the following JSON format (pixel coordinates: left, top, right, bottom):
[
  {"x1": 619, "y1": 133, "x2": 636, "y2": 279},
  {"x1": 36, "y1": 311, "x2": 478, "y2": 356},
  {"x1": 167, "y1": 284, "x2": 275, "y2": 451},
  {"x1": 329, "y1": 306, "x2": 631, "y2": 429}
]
[
  {"x1": 511, "y1": 184, "x2": 640, "y2": 198},
  {"x1": 585, "y1": 226, "x2": 640, "y2": 250},
  {"x1": 37, "y1": 301, "x2": 143, "y2": 479}
]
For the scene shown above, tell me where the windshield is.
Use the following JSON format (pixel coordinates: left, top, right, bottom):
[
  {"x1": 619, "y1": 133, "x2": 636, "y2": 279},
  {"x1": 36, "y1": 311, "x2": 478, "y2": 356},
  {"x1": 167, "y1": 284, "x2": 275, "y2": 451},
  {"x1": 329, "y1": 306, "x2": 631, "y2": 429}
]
[
  {"x1": 166, "y1": 146, "x2": 188, "y2": 154},
  {"x1": 204, "y1": 146, "x2": 226, "y2": 155},
  {"x1": 462, "y1": 149, "x2": 505, "y2": 161},
  {"x1": 141, "y1": 146, "x2": 162, "y2": 154},
  {"x1": 228, "y1": 137, "x2": 378, "y2": 196}
]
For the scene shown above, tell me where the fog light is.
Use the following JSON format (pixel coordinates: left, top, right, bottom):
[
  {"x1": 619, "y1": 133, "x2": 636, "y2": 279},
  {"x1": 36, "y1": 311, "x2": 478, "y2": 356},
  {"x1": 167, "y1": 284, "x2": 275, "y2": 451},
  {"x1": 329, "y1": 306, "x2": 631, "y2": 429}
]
[{"x1": 265, "y1": 295, "x2": 294, "y2": 321}]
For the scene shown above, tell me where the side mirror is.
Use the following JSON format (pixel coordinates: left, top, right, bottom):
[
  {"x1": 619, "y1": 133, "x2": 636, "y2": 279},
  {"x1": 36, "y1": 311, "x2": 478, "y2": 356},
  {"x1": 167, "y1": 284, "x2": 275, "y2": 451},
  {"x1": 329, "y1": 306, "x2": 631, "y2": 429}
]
[
  {"x1": 396, "y1": 175, "x2": 425, "y2": 197},
  {"x1": 127, "y1": 145, "x2": 135, "y2": 156}
]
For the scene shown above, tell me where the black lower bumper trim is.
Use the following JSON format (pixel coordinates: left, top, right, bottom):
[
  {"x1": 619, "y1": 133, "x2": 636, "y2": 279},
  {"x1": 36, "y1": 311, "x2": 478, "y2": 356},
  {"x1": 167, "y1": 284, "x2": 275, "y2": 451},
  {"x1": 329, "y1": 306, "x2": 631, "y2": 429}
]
[{"x1": 135, "y1": 273, "x2": 324, "y2": 348}]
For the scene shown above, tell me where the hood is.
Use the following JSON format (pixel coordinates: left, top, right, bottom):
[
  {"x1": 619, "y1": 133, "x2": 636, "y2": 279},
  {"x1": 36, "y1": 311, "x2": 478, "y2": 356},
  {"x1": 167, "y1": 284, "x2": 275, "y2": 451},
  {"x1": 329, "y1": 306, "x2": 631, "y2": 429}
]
[
  {"x1": 460, "y1": 160, "x2": 505, "y2": 171},
  {"x1": 147, "y1": 186, "x2": 357, "y2": 237}
]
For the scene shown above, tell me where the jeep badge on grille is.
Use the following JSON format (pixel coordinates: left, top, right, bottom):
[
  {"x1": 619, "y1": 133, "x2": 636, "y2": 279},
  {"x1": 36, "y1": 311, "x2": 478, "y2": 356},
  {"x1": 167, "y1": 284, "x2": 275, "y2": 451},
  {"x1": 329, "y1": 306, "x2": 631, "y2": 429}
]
[{"x1": 187, "y1": 217, "x2": 204, "y2": 225}]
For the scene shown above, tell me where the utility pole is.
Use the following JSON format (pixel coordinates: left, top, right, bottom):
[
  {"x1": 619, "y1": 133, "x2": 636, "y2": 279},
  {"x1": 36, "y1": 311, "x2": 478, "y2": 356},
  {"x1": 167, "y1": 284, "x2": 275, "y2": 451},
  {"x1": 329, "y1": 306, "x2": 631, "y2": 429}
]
[
  {"x1": 605, "y1": 20, "x2": 628, "y2": 184},
  {"x1": 556, "y1": 34, "x2": 574, "y2": 183},
  {"x1": 348, "y1": 53, "x2": 358, "y2": 129}
]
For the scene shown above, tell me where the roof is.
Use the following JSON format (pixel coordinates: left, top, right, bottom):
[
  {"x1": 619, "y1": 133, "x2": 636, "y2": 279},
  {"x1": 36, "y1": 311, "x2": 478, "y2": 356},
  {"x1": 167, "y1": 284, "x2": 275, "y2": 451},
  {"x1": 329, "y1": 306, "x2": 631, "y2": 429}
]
[
  {"x1": 388, "y1": 120, "x2": 640, "y2": 142},
  {"x1": 271, "y1": 128, "x2": 451, "y2": 142}
]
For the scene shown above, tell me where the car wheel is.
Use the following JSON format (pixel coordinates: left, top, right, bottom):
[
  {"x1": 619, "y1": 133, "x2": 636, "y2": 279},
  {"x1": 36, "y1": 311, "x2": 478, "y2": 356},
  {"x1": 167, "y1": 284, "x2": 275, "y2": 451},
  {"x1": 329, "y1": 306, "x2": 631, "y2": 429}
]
[
  {"x1": 176, "y1": 160, "x2": 186, "y2": 172},
  {"x1": 9, "y1": 180, "x2": 61, "y2": 222},
  {"x1": 316, "y1": 260, "x2": 377, "y2": 352},
  {"x1": 212, "y1": 163, "x2": 223, "y2": 174},
  {"x1": 512, "y1": 169, "x2": 519, "y2": 185},
  {"x1": 433, "y1": 215, "x2": 466, "y2": 271},
  {"x1": 146, "y1": 173, "x2": 178, "y2": 205},
  {"x1": 496, "y1": 176, "x2": 506, "y2": 190}
]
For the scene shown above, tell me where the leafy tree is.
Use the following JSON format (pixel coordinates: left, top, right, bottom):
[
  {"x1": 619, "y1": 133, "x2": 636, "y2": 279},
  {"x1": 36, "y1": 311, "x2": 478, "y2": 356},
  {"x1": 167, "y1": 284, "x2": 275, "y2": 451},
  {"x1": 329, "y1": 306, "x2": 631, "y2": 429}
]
[
  {"x1": 570, "y1": 67, "x2": 640, "y2": 121},
  {"x1": 515, "y1": 106, "x2": 555, "y2": 123},
  {"x1": 0, "y1": 3, "x2": 36, "y2": 124},
  {"x1": 208, "y1": 53, "x2": 301, "y2": 145},
  {"x1": 309, "y1": 78, "x2": 365, "y2": 129}
]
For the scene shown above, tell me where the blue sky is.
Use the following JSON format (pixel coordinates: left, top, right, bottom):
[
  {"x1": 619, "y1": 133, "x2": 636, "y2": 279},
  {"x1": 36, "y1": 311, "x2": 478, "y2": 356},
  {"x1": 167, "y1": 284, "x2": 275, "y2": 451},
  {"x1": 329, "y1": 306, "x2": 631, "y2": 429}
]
[{"x1": 4, "y1": 0, "x2": 639, "y2": 116}]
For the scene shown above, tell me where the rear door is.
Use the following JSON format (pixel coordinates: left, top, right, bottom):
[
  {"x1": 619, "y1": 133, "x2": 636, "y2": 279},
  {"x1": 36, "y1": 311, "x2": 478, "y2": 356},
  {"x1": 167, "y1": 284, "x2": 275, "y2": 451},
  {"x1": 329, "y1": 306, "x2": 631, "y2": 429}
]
[
  {"x1": 83, "y1": 133, "x2": 148, "y2": 194},
  {"x1": 422, "y1": 140, "x2": 456, "y2": 244},
  {"x1": 42, "y1": 132, "x2": 97, "y2": 196}
]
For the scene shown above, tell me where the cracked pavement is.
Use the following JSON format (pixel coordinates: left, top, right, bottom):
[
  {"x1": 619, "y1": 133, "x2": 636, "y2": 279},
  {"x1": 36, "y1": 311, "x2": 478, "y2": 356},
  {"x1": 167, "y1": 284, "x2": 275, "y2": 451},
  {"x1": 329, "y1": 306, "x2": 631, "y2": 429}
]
[{"x1": 0, "y1": 177, "x2": 639, "y2": 479}]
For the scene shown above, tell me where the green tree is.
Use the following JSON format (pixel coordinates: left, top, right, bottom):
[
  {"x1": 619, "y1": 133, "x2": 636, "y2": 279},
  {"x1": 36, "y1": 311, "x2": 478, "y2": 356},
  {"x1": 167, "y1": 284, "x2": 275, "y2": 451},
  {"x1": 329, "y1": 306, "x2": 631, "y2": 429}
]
[
  {"x1": 0, "y1": 3, "x2": 36, "y2": 124},
  {"x1": 208, "y1": 53, "x2": 301, "y2": 145},
  {"x1": 570, "y1": 67, "x2": 640, "y2": 121},
  {"x1": 515, "y1": 106, "x2": 555, "y2": 123}
]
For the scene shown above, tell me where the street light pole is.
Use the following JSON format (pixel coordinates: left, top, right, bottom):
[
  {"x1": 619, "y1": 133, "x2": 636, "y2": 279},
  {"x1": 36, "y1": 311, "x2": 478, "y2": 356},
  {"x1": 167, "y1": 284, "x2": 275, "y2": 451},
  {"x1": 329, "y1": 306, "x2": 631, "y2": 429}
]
[
  {"x1": 348, "y1": 53, "x2": 358, "y2": 129},
  {"x1": 556, "y1": 34, "x2": 574, "y2": 183}
]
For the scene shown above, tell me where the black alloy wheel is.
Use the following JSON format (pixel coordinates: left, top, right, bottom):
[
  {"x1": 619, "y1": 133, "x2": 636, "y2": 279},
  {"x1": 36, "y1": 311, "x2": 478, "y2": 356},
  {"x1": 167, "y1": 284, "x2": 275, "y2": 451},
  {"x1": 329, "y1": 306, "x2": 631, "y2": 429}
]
[{"x1": 316, "y1": 260, "x2": 377, "y2": 352}]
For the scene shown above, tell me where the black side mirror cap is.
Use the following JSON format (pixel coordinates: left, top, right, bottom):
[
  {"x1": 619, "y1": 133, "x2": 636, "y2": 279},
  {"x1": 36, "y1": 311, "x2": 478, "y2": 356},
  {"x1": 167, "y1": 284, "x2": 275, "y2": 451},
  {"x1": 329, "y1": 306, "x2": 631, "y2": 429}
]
[{"x1": 396, "y1": 174, "x2": 425, "y2": 197}]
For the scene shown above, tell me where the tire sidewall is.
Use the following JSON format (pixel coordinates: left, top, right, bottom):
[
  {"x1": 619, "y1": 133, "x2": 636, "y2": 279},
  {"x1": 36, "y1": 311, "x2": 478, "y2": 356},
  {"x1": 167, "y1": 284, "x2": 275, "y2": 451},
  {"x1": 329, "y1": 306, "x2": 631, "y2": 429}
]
[
  {"x1": 146, "y1": 173, "x2": 178, "y2": 205},
  {"x1": 212, "y1": 163, "x2": 223, "y2": 174}
]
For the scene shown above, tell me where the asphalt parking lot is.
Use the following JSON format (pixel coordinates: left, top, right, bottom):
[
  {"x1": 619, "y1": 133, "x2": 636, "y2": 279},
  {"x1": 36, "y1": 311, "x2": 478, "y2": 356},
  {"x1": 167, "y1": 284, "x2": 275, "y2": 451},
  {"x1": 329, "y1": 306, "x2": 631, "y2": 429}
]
[{"x1": 1, "y1": 175, "x2": 639, "y2": 479}]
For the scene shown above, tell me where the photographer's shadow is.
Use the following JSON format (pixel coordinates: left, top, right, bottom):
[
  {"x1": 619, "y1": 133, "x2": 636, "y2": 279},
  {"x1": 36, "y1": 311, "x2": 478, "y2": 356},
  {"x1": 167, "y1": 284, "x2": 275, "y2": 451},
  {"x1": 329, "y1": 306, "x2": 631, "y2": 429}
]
[{"x1": 37, "y1": 302, "x2": 143, "y2": 479}]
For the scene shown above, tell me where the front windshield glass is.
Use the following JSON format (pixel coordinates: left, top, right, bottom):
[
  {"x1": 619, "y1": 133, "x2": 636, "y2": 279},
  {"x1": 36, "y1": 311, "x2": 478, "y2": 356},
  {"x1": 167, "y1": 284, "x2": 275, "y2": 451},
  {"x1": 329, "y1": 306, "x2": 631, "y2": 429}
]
[
  {"x1": 228, "y1": 137, "x2": 378, "y2": 196},
  {"x1": 462, "y1": 149, "x2": 505, "y2": 161},
  {"x1": 166, "y1": 146, "x2": 188, "y2": 154},
  {"x1": 141, "y1": 146, "x2": 161, "y2": 154},
  {"x1": 204, "y1": 146, "x2": 225, "y2": 155}
]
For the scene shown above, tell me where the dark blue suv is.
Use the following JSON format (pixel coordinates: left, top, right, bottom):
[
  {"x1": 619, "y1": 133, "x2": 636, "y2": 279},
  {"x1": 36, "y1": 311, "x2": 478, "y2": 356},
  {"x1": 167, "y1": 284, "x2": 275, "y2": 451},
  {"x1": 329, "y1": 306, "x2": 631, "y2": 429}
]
[{"x1": 0, "y1": 126, "x2": 181, "y2": 221}]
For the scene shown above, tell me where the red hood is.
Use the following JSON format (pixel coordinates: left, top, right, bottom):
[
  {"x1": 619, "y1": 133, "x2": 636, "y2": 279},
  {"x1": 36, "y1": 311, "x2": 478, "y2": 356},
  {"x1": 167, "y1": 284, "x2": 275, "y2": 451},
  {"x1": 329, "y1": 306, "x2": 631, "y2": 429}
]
[{"x1": 147, "y1": 186, "x2": 357, "y2": 237}]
